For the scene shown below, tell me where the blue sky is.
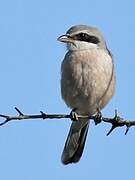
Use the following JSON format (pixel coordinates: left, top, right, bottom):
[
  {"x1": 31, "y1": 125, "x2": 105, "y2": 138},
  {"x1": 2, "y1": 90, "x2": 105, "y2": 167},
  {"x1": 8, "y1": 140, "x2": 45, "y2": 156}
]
[{"x1": 0, "y1": 0, "x2": 135, "y2": 179}]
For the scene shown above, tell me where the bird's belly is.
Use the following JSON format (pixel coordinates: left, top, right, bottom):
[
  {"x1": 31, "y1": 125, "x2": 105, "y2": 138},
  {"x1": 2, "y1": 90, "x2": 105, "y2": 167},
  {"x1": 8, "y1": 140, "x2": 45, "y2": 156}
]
[{"x1": 61, "y1": 49, "x2": 115, "y2": 115}]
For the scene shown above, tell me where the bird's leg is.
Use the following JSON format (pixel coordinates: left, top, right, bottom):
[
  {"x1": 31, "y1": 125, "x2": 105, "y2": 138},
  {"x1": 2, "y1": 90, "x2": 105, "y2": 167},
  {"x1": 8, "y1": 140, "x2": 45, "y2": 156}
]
[
  {"x1": 94, "y1": 108, "x2": 102, "y2": 125},
  {"x1": 70, "y1": 108, "x2": 79, "y2": 121}
]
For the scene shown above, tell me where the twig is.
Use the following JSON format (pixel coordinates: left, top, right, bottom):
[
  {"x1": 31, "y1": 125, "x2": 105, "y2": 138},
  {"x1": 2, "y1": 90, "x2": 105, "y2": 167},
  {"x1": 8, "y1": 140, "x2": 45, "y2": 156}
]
[{"x1": 0, "y1": 107, "x2": 134, "y2": 136}]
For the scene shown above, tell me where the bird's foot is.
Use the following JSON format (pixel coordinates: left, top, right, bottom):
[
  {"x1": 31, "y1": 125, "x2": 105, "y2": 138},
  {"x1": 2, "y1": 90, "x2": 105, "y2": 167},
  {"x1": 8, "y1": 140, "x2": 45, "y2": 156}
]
[
  {"x1": 70, "y1": 108, "x2": 79, "y2": 121},
  {"x1": 94, "y1": 109, "x2": 102, "y2": 125}
]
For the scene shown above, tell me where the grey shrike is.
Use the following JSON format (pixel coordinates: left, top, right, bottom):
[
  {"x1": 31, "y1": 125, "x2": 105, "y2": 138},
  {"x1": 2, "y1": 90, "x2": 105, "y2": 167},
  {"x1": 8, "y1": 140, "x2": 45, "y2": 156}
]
[{"x1": 58, "y1": 25, "x2": 115, "y2": 165}]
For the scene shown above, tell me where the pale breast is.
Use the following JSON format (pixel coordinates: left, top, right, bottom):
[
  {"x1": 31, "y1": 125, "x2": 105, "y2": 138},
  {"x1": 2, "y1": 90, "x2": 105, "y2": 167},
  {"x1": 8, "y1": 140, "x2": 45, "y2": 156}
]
[{"x1": 61, "y1": 48, "x2": 115, "y2": 115}]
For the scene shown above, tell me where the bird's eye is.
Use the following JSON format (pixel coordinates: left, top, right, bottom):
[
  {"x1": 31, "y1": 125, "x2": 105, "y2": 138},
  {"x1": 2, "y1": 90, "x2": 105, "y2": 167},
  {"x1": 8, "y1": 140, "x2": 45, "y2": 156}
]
[
  {"x1": 73, "y1": 33, "x2": 100, "y2": 44},
  {"x1": 79, "y1": 33, "x2": 86, "y2": 38},
  {"x1": 77, "y1": 33, "x2": 89, "y2": 41}
]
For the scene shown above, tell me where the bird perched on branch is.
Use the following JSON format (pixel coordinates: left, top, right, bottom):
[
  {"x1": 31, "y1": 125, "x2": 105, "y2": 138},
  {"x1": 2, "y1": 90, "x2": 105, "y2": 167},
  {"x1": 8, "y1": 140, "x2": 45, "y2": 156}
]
[{"x1": 58, "y1": 25, "x2": 115, "y2": 165}]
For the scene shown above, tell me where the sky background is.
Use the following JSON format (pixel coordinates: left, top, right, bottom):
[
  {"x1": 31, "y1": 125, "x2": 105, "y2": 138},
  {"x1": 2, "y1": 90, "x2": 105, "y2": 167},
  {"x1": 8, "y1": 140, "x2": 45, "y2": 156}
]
[{"x1": 0, "y1": 0, "x2": 135, "y2": 179}]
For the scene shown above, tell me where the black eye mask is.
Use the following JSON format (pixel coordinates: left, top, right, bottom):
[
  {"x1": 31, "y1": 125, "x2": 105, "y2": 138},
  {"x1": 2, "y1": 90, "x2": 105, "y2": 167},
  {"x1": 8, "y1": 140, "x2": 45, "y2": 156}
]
[{"x1": 72, "y1": 33, "x2": 100, "y2": 44}]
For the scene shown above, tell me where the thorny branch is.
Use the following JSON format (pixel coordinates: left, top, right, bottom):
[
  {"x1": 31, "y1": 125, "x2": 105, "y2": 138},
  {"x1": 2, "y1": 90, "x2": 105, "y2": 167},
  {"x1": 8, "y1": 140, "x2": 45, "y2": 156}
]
[{"x1": 0, "y1": 107, "x2": 134, "y2": 136}]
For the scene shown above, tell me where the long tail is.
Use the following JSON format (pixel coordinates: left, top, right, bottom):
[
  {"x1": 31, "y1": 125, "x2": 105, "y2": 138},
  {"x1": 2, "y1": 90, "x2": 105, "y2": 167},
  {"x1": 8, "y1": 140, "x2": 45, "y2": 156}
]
[{"x1": 61, "y1": 119, "x2": 89, "y2": 165}]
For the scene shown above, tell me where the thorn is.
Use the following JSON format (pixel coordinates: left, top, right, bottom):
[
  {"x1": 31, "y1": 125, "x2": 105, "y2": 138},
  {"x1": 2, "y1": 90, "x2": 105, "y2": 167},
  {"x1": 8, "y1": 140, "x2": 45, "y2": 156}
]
[
  {"x1": 106, "y1": 125, "x2": 116, "y2": 136},
  {"x1": 40, "y1": 111, "x2": 47, "y2": 119},
  {"x1": 15, "y1": 107, "x2": 24, "y2": 116},
  {"x1": 114, "y1": 109, "x2": 120, "y2": 121},
  {"x1": 115, "y1": 109, "x2": 118, "y2": 117},
  {"x1": 0, "y1": 114, "x2": 9, "y2": 118},
  {"x1": 125, "y1": 124, "x2": 131, "y2": 135},
  {"x1": 0, "y1": 119, "x2": 10, "y2": 126}
]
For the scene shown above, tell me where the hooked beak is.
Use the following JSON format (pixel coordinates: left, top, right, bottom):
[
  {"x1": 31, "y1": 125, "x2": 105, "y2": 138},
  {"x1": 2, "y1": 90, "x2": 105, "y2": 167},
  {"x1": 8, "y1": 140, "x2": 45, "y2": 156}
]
[{"x1": 57, "y1": 34, "x2": 74, "y2": 43}]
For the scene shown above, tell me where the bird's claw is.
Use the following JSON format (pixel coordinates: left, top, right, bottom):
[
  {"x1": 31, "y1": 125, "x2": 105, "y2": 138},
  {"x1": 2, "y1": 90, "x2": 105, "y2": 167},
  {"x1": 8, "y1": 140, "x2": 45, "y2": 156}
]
[
  {"x1": 70, "y1": 108, "x2": 78, "y2": 121},
  {"x1": 94, "y1": 109, "x2": 102, "y2": 125}
]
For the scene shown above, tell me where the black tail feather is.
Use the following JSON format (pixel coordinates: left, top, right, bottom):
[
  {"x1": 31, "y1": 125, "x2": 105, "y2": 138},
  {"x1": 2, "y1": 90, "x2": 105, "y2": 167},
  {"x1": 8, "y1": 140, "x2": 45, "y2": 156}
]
[{"x1": 61, "y1": 121, "x2": 89, "y2": 165}]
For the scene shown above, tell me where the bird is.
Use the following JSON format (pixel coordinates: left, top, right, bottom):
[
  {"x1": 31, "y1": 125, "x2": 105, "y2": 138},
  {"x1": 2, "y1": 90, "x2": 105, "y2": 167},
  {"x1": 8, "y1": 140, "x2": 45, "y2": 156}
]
[{"x1": 58, "y1": 25, "x2": 115, "y2": 165}]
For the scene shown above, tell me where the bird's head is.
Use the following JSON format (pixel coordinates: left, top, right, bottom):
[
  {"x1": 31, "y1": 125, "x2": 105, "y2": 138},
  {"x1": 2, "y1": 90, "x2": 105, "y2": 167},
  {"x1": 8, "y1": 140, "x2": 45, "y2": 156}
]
[{"x1": 58, "y1": 25, "x2": 106, "y2": 51}]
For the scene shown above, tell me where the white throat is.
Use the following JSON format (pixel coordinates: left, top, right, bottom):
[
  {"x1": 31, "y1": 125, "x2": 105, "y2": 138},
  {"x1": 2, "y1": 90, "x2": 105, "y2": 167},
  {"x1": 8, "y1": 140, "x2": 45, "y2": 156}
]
[{"x1": 67, "y1": 41, "x2": 98, "y2": 51}]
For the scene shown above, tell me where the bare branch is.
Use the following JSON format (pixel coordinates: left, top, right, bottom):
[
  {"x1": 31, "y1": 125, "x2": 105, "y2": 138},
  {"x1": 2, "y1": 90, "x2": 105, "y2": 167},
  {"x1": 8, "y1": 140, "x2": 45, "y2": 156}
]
[{"x1": 0, "y1": 107, "x2": 134, "y2": 135}]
